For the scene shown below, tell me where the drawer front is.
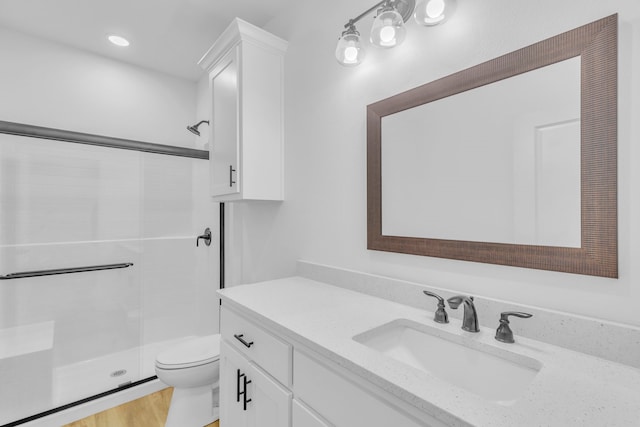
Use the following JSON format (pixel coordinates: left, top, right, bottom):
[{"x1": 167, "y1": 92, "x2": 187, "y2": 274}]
[
  {"x1": 221, "y1": 305, "x2": 292, "y2": 386},
  {"x1": 294, "y1": 350, "x2": 443, "y2": 427}
]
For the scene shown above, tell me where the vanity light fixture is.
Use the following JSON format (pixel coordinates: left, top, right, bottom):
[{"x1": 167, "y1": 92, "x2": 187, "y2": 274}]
[{"x1": 335, "y1": 0, "x2": 456, "y2": 66}]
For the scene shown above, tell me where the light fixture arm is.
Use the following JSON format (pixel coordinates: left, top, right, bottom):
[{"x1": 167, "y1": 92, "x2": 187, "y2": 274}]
[
  {"x1": 343, "y1": 0, "x2": 415, "y2": 28},
  {"x1": 343, "y1": 0, "x2": 389, "y2": 29}
]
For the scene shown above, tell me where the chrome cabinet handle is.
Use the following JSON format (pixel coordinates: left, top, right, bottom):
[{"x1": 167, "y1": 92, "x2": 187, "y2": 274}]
[
  {"x1": 234, "y1": 334, "x2": 254, "y2": 348},
  {"x1": 422, "y1": 290, "x2": 449, "y2": 324},
  {"x1": 495, "y1": 311, "x2": 533, "y2": 343}
]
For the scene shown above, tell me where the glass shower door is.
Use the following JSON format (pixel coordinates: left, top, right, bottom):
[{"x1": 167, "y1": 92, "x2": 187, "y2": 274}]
[{"x1": 0, "y1": 134, "x2": 143, "y2": 424}]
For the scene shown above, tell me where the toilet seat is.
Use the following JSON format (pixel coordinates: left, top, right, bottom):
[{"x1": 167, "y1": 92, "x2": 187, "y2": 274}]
[{"x1": 156, "y1": 335, "x2": 221, "y2": 370}]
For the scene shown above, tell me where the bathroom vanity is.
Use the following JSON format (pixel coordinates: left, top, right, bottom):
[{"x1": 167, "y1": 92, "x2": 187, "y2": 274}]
[
  {"x1": 218, "y1": 277, "x2": 640, "y2": 427},
  {"x1": 219, "y1": 304, "x2": 430, "y2": 427}
]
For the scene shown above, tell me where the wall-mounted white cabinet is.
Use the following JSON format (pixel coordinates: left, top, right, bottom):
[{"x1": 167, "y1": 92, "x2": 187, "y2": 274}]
[{"x1": 199, "y1": 18, "x2": 287, "y2": 201}]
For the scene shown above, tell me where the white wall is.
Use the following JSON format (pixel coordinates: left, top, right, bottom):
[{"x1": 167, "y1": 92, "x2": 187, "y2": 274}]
[
  {"x1": 0, "y1": 26, "x2": 197, "y2": 147},
  {"x1": 217, "y1": 0, "x2": 640, "y2": 326}
]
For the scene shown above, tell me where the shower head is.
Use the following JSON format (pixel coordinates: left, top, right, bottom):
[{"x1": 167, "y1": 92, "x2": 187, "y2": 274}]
[{"x1": 187, "y1": 120, "x2": 209, "y2": 136}]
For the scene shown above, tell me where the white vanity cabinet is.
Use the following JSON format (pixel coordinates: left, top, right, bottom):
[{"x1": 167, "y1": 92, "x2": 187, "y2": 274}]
[
  {"x1": 220, "y1": 306, "x2": 292, "y2": 427},
  {"x1": 198, "y1": 18, "x2": 287, "y2": 201},
  {"x1": 220, "y1": 304, "x2": 440, "y2": 427}
]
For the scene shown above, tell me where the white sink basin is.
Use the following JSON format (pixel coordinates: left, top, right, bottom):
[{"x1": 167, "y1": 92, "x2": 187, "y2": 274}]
[{"x1": 353, "y1": 319, "x2": 541, "y2": 405}]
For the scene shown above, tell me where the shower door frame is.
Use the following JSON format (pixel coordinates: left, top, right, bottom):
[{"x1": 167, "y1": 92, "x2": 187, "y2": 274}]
[{"x1": 0, "y1": 120, "x2": 209, "y2": 427}]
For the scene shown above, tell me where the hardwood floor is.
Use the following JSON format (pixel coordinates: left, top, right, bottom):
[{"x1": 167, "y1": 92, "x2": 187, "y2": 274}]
[{"x1": 63, "y1": 388, "x2": 219, "y2": 427}]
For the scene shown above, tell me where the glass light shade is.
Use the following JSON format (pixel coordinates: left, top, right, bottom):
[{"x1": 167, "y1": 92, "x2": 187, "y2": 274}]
[
  {"x1": 370, "y1": 7, "x2": 407, "y2": 48},
  {"x1": 336, "y1": 30, "x2": 365, "y2": 66},
  {"x1": 414, "y1": 0, "x2": 456, "y2": 26},
  {"x1": 107, "y1": 34, "x2": 130, "y2": 47}
]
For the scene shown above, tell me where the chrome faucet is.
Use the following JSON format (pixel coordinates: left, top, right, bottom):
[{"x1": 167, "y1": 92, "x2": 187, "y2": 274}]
[{"x1": 447, "y1": 295, "x2": 479, "y2": 332}]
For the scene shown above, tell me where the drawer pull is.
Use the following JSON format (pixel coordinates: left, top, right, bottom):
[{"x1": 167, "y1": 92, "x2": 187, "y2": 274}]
[{"x1": 234, "y1": 334, "x2": 254, "y2": 348}]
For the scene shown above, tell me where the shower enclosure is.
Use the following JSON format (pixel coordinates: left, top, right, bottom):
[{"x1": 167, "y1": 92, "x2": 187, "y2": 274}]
[{"x1": 0, "y1": 123, "x2": 217, "y2": 426}]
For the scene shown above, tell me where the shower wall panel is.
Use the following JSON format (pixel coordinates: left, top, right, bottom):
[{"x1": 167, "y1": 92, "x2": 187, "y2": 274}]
[{"x1": 0, "y1": 134, "x2": 142, "y2": 244}]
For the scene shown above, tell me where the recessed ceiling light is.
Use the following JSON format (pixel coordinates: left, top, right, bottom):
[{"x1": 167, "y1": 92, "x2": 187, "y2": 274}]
[{"x1": 107, "y1": 35, "x2": 130, "y2": 47}]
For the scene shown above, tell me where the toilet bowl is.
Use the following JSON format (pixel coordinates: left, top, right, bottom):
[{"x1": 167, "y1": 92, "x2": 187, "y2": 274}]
[{"x1": 155, "y1": 334, "x2": 221, "y2": 427}]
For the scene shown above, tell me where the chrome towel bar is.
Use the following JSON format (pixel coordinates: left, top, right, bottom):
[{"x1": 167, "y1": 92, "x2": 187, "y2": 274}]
[{"x1": 0, "y1": 262, "x2": 134, "y2": 280}]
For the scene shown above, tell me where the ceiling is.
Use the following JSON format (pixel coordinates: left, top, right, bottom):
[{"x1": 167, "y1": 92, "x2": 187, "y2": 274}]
[{"x1": 0, "y1": 0, "x2": 296, "y2": 81}]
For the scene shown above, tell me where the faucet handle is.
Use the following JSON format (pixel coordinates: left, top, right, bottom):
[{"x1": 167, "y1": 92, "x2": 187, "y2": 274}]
[
  {"x1": 495, "y1": 311, "x2": 532, "y2": 343},
  {"x1": 422, "y1": 291, "x2": 449, "y2": 324}
]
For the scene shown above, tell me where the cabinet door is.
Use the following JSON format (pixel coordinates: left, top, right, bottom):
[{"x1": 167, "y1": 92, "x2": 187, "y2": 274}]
[
  {"x1": 221, "y1": 340, "x2": 292, "y2": 427},
  {"x1": 294, "y1": 350, "x2": 441, "y2": 427},
  {"x1": 220, "y1": 340, "x2": 249, "y2": 427},
  {"x1": 293, "y1": 399, "x2": 331, "y2": 427},
  {"x1": 246, "y1": 361, "x2": 292, "y2": 427},
  {"x1": 210, "y1": 46, "x2": 240, "y2": 198}
]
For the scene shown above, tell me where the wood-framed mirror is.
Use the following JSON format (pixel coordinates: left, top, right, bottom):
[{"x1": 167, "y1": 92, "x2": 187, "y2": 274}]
[{"x1": 367, "y1": 14, "x2": 617, "y2": 277}]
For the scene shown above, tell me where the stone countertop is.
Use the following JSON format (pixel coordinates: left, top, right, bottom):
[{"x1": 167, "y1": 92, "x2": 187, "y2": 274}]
[{"x1": 218, "y1": 277, "x2": 640, "y2": 427}]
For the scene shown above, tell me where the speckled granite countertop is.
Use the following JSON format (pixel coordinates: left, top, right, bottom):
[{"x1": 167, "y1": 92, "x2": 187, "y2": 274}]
[{"x1": 218, "y1": 277, "x2": 640, "y2": 427}]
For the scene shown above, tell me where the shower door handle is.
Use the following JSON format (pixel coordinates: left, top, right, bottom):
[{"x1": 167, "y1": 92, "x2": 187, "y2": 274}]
[{"x1": 229, "y1": 165, "x2": 236, "y2": 187}]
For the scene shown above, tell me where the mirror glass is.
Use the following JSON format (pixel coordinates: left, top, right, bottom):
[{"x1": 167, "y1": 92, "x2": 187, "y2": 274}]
[{"x1": 381, "y1": 57, "x2": 581, "y2": 247}]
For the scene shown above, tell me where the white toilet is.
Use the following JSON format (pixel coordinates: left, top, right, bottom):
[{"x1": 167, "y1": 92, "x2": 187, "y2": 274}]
[{"x1": 155, "y1": 334, "x2": 221, "y2": 427}]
